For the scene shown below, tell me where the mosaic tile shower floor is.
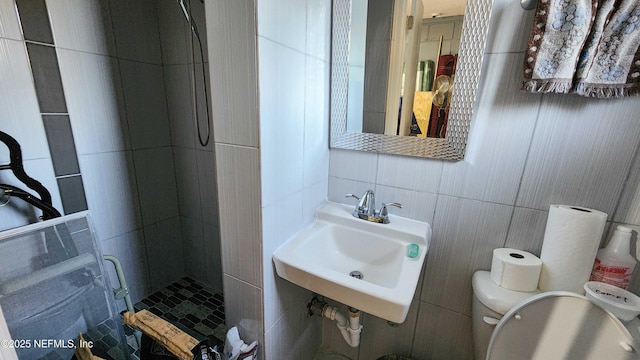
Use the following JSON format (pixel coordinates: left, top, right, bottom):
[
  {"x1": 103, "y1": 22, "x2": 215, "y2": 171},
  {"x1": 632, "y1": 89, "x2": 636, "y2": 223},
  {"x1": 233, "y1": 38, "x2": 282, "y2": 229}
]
[
  {"x1": 36, "y1": 318, "x2": 125, "y2": 360},
  {"x1": 128, "y1": 277, "x2": 226, "y2": 358}
]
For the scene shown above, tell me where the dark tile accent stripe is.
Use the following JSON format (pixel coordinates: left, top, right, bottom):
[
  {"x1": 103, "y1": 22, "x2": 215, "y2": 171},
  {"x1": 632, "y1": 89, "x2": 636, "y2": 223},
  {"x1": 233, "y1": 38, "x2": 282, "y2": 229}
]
[
  {"x1": 15, "y1": 0, "x2": 54, "y2": 44},
  {"x1": 42, "y1": 115, "x2": 80, "y2": 176},
  {"x1": 15, "y1": 1, "x2": 89, "y2": 217},
  {"x1": 57, "y1": 175, "x2": 88, "y2": 213},
  {"x1": 25, "y1": 42, "x2": 67, "y2": 113}
]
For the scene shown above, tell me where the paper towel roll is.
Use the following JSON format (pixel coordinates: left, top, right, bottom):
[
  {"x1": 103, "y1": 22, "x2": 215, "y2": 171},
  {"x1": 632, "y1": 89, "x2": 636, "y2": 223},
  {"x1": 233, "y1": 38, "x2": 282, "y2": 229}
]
[
  {"x1": 538, "y1": 205, "x2": 607, "y2": 294},
  {"x1": 490, "y1": 248, "x2": 542, "y2": 292}
]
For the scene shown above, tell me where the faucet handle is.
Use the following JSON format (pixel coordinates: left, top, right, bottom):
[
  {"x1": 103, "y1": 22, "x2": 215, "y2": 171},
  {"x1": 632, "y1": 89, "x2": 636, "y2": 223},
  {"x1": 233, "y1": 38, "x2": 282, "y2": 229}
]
[
  {"x1": 383, "y1": 202, "x2": 403, "y2": 209},
  {"x1": 345, "y1": 193, "x2": 360, "y2": 201},
  {"x1": 380, "y1": 202, "x2": 403, "y2": 224}
]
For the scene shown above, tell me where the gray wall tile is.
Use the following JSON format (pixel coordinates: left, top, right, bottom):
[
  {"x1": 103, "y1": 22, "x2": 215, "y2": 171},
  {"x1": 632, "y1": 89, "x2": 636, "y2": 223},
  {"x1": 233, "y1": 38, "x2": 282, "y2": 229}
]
[
  {"x1": 484, "y1": 0, "x2": 534, "y2": 54},
  {"x1": 15, "y1": 0, "x2": 54, "y2": 44},
  {"x1": 26, "y1": 43, "x2": 67, "y2": 113},
  {"x1": 42, "y1": 115, "x2": 79, "y2": 176},
  {"x1": 181, "y1": 216, "x2": 205, "y2": 283},
  {"x1": 262, "y1": 193, "x2": 304, "y2": 331},
  {"x1": 516, "y1": 95, "x2": 640, "y2": 214},
  {"x1": 196, "y1": 149, "x2": 219, "y2": 226},
  {"x1": 57, "y1": 49, "x2": 129, "y2": 154},
  {"x1": 376, "y1": 153, "x2": 442, "y2": 193},
  {"x1": 132, "y1": 147, "x2": 179, "y2": 226},
  {"x1": 100, "y1": 229, "x2": 151, "y2": 304},
  {"x1": 613, "y1": 146, "x2": 640, "y2": 225},
  {"x1": 56, "y1": 175, "x2": 87, "y2": 213},
  {"x1": 259, "y1": 38, "x2": 305, "y2": 208},
  {"x1": 505, "y1": 207, "x2": 549, "y2": 256},
  {"x1": 265, "y1": 308, "x2": 302, "y2": 360},
  {"x1": 216, "y1": 144, "x2": 262, "y2": 287},
  {"x1": 420, "y1": 196, "x2": 512, "y2": 315},
  {"x1": 257, "y1": 0, "x2": 307, "y2": 53},
  {"x1": 374, "y1": 184, "x2": 437, "y2": 223},
  {"x1": 439, "y1": 53, "x2": 540, "y2": 205},
  {"x1": 172, "y1": 147, "x2": 202, "y2": 221},
  {"x1": 109, "y1": 0, "x2": 162, "y2": 64},
  {"x1": 203, "y1": 223, "x2": 223, "y2": 292},
  {"x1": 328, "y1": 176, "x2": 376, "y2": 204},
  {"x1": 47, "y1": 0, "x2": 116, "y2": 56},
  {"x1": 0, "y1": 39, "x2": 49, "y2": 163},
  {"x1": 411, "y1": 302, "x2": 473, "y2": 360},
  {"x1": 329, "y1": 149, "x2": 378, "y2": 183},
  {"x1": 0, "y1": 0, "x2": 22, "y2": 40},
  {"x1": 78, "y1": 151, "x2": 142, "y2": 241},
  {"x1": 358, "y1": 299, "x2": 420, "y2": 360},
  {"x1": 206, "y1": 0, "x2": 259, "y2": 147},
  {"x1": 144, "y1": 217, "x2": 184, "y2": 291},
  {"x1": 118, "y1": 60, "x2": 171, "y2": 150},
  {"x1": 223, "y1": 274, "x2": 264, "y2": 350}
]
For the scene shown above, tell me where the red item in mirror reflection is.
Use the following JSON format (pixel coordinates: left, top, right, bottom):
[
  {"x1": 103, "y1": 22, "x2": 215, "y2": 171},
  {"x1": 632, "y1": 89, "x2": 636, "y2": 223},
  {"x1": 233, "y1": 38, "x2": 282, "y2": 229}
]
[{"x1": 427, "y1": 54, "x2": 458, "y2": 138}]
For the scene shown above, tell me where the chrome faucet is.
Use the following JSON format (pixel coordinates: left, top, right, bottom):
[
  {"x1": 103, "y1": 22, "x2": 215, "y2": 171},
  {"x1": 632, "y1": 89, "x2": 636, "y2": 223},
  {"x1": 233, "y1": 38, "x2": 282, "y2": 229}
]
[{"x1": 345, "y1": 190, "x2": 402, "y2": 224}]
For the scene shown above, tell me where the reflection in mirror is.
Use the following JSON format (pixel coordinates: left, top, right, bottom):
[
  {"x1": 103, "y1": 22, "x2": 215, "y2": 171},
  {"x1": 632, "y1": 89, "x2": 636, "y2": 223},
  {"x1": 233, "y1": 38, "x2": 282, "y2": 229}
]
[
  {"x1": 415, "y1": 16, "x2": 463, "y2": 138},
  {"x1": 347, "y1": 0, "x2": 466, "y2": 138},
  {"x1": 331, "y1": 0, "x2": 494, "y2": 160}
]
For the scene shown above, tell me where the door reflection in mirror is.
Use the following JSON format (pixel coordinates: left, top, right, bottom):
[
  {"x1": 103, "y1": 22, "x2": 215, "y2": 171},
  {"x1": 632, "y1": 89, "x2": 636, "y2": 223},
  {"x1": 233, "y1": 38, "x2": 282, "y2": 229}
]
[{"x1": 346, "y1": 0, "x2": 464, "y2": 138}]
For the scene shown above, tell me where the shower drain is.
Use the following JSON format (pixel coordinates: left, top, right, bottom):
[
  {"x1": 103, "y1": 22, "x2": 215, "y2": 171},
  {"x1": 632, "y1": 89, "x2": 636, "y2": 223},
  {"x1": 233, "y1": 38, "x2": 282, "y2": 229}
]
[{"x1": 350, "y1": 270, "x2": 363, "y2": 279}]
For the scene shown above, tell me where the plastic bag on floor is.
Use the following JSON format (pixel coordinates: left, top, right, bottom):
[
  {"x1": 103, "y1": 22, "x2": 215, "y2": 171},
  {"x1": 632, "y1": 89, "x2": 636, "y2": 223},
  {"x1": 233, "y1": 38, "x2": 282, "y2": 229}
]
[{"x1": 223, "y1": 327, "x2": 258, "y2": 360}]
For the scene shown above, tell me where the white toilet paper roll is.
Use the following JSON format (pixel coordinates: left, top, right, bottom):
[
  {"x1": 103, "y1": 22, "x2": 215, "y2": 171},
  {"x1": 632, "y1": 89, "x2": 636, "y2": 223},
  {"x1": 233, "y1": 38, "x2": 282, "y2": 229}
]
[
  {"x1": 490, "y1": 248, "x2": 542, "y2": 292},
  {"x1": 538, "y1": 205, "x2": 608, "y2": 294}
]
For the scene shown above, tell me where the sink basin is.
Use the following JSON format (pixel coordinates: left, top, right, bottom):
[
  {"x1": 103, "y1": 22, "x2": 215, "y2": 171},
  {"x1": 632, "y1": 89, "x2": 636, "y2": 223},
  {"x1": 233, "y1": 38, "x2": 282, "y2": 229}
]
[{"x1": 272, "y1": 201, "x2": 431, "y2": 323}]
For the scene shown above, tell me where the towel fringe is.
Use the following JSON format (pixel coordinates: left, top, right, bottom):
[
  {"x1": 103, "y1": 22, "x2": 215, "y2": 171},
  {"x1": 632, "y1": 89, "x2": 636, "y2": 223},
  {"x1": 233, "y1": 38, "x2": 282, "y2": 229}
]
[
  {"x1": 522, "y1": 80, "x2": 573, "y2": 94},
  {"x1": 524, "y1": 80, "x2": 640, "y2": 98},
  {"x1": 574, "y1": 82, "x2": 640, "y2": 98}
]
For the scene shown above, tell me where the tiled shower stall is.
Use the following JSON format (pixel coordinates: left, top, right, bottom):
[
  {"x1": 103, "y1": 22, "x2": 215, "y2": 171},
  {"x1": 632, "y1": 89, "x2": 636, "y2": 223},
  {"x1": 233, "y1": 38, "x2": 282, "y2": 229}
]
[
  {"x1": 0, "y1": 0, "x2": 220, "y2": 304},
  {"x1": 0, "y1": 0, "x2": 225, "y2": 356}
]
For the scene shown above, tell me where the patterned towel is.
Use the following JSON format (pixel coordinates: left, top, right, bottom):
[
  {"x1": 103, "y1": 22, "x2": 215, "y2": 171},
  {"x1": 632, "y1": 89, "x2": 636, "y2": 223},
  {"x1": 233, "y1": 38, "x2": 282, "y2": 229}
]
[{"x1": 523, "y1": 0, "x2": 640, "y2": 97}]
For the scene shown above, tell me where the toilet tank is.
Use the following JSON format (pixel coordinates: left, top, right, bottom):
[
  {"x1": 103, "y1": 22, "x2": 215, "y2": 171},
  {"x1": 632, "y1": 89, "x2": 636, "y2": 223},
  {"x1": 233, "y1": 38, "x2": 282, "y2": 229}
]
[{"x1": 471, "y1": 271, "x2": 539, "y2": 360}]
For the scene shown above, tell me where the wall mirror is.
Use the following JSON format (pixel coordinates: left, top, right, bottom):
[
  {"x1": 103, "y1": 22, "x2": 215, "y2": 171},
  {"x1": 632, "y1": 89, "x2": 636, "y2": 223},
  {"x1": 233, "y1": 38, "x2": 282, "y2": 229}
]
[{"x1": 330, "y1": 0, "x2": 494, "y2": 160}]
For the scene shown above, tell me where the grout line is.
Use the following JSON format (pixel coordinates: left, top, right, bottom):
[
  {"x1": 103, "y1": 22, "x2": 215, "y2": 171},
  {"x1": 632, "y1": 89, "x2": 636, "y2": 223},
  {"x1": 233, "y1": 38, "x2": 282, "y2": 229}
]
[
  {"x1": 24, "y1": 39, "x2": 54, "y2": 47},
  {"x1": 503, "y1": 94, "x2": 545, "y2": 247},
  {"x1": 55, "y1": 173, "x2": 81, "y2": 180},
  {"x1": 104, "y1": 0, "x2": 154, "y2": 291}
]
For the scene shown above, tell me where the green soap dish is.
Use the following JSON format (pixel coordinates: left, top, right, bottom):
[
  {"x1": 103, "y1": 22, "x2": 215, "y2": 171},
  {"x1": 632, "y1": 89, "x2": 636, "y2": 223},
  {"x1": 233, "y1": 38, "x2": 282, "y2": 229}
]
[{"x1": 407, "y1": 243, "x2": 419, "y2": 258}]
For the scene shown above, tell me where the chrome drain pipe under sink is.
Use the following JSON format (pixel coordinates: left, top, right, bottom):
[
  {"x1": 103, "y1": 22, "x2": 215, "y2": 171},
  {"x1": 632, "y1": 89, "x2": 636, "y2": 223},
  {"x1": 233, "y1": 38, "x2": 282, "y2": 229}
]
[{"x1": 307, "y1": 297, "x2": 362, "y2": 347}]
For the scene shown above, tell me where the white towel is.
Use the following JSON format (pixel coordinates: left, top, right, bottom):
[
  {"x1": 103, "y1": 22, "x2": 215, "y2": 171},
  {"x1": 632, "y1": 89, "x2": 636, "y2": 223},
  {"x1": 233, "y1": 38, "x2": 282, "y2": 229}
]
[{"x1": 523, "y1": 0, "x2": 640, "y2": 97}]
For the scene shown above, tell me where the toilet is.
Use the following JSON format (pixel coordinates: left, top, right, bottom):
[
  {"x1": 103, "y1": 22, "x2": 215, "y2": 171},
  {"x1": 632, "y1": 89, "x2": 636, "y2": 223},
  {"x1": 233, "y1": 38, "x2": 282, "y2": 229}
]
[
  {"x1": 472, "y1": 270, "x2": 640, "y2": 360},
  {"x1": 472, "y1": 271, "x2": 540, "y2": 360}
]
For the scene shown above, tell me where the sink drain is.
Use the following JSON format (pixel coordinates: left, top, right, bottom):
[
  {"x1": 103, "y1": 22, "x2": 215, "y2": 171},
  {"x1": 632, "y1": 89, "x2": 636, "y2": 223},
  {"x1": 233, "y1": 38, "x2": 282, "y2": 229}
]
[{"x1": 350, "y1": 270, "x2": 363, "y2": 279}]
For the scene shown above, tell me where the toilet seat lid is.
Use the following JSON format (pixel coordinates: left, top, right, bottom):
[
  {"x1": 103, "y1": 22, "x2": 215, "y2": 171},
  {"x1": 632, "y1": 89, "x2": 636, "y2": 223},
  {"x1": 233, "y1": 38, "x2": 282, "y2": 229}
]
[{"x1": 486, "y1": 291, "x2": 640, "y2": 360}]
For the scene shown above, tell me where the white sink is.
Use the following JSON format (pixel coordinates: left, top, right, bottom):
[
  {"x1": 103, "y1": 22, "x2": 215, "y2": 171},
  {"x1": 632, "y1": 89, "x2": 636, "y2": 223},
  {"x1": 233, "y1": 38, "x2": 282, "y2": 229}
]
[{"x1": 272, "y1": 201, "x2": 431, "y2": 323}]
